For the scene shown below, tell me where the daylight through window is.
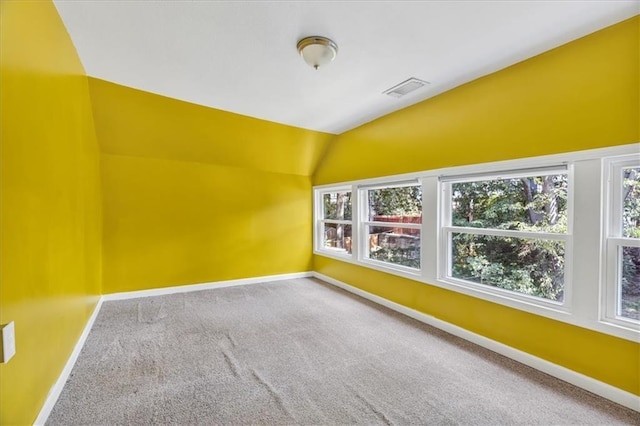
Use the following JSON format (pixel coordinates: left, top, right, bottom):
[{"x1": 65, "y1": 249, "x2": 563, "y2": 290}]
[
  {"x1": 605, "y1": 157, "x2": 640, "y2": 323},
  {"x1": 442, "y1": 169, "x2": 569, "y2": 303},
  {"x1": 363, "y1": 183, "x2": 422, "y2": 270},
  {"x1": 313, "y1": 146, "x2": 639, "y2": 342},
  {"x1": 319, "y1": 190, "x2": 353, "y2": 255}
]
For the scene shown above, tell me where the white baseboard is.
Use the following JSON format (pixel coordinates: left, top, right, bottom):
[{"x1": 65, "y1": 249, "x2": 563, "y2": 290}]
[
  {"x1": 34, "y1": 296, "x2": 105, "y2": 425},
  {"x1": 102, "y1": 271, "x2": 313, "y2": 301},
  {"x1": 312, "y1": 271, "x2": 640, "y2": 413}
]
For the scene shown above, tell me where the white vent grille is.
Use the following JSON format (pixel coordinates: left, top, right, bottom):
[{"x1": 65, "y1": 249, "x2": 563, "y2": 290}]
[{"x1": 383, "y1": 78, "x2": 429, "y2": 98}]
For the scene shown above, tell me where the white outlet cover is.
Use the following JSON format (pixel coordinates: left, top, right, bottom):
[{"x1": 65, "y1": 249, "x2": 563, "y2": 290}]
[{"x1": 1, "y1": 321, "x2": 16, "y2": 363}]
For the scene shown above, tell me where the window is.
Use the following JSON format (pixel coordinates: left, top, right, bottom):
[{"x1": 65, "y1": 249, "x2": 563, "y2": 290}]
[
  {"x1": 362, "y1": 182, "x2": 422, "y2": 270},
  {"x1": 313, "y1": 144, "x2": 639, "y2": 341},
  {"x1": 604, "y1": 156, "x2": 640, "y2": 324},
  {"x1": 441, "y1": 168, "x2": 569, "y2": 304},
  {"x1": 317, "y1": 189, "x2": 353, "y2": 255}
]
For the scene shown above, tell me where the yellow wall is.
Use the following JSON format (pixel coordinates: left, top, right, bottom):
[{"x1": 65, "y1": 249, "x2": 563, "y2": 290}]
[
  {"x1": 89, "y1": 81, "x2": 332, "y2": 293},
  {"x1": 101, "y1": 153, "x2": 312, "y2": 293},
  {"x1": 315, "y1": 17, "x2": 638, "y2": 184},
  {"x1": 313, "y1": 17, "x2": 640, "y2": 395},
  {"x1": 1, "y1": 1, "x2": 637, "y2": 422},
  {"x1": 0, "y1": 1, "x2": 102, "y2": 424},
  {"x1": 88, "y1": 78, "x2": 334, "y2": 177}
]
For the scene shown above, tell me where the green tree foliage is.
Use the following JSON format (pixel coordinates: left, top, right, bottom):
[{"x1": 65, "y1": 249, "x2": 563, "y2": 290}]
[
  {"x1": 369, "y1": 186, "x2": 422, "y2": 218},
  {"x1": 451, "y1": 175, "x2": 568, "y2": 301},
  {"x1": 323, "y1": 192, "x2": 352, "y2": 220},
  {"x1": 320, "y1": 171, "x2": 640, "y2": 312}
]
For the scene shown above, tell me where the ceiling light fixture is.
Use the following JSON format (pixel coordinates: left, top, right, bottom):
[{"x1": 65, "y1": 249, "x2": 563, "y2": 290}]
[{"x1": 297, "y1": 36, "x2": 338, "y2": 70}]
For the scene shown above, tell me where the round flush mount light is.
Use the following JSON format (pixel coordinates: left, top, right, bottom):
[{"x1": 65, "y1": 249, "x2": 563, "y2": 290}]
[{"x1": 297, "y1": 36, "x2": 338, "y2": 70}]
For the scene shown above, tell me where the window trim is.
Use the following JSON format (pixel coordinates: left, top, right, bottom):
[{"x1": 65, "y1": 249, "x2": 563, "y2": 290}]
[
  {"x1": 602, "y1": 155, "x2": 640, "y2": 328},
  {"x1": 313, "y1": 144, "x2": 640, "y2": 342}
]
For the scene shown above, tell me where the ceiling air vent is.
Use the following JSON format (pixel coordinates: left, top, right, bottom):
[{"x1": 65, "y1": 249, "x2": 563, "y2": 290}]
[{"x1": 383, "y1": 78, "x2": 429, "y2": 98}]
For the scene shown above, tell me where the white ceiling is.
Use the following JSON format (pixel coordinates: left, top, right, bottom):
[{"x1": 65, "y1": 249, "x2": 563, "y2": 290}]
[{"x1": 54, "y1": 1, "x2": 638, "y2": 135}]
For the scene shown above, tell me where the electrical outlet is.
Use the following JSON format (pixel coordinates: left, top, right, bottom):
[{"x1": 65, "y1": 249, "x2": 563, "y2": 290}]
[{"x1": 1, "y1": 322, "x2": 16, "y2": 363}]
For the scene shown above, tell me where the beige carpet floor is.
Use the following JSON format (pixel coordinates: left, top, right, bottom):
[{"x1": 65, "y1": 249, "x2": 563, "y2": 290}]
[{"x1": 47, "y1": 278, "x2": 639, "y2": 425}]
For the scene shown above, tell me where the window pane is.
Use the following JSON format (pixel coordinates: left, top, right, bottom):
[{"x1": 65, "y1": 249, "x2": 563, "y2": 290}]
[
  {"x1": 322, "y1": 224, "x2": 352, "y2": 254},
  {"x1": 620, "y1": 246, "x2": 640, "y2": 321},
  {"x1": 451, "y1": 233, "x2": 564, "y2": 302},
  {"x1": 323, "y1": 192, "x2": 352, "y2": 221},
  {"x1": 622, "y1": 167, "x2": 640, "y2": 238},
  {"x1": 451, "y1": 174, "x2": 567, "y2": 234},
  {"x1": 367, "y1": 185, "x2": 422, "y2": 222},
  {"x1": 367, "y1": 226, "x2": 420, "y2": 269}
]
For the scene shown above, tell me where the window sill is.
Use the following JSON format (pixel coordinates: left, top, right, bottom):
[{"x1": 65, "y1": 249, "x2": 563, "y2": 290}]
[
  {"x1": 360, "y1": 258, "x2": 422, "y2": 278},
  {"x1": 434, "y1": 277, "x2": 570, "y2": 317},
  {"x1": 314, "y1": 249, "x2": 352, "y2": 262},
  {"x1": 598, "y1": 317, "x2": 640, "y2": 336},
  {"x1": 314, "y1": 250, "x2": 422, "y2": 282}
]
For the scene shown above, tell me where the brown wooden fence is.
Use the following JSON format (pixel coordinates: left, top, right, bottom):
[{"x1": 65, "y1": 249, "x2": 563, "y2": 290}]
[{"x1": 372, "y1": 215, "x2": 421, "y2": 236}]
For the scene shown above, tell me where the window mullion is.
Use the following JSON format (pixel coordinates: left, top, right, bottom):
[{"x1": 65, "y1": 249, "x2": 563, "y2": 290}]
[
  {"x1": 439, "y1": 182, "x2": 452, "y2": 280},
  {"x1": 567, "y1": 159, "x2": 600, "y2": 320},
  {"x1": 351, "y1": 184, "x2": 359, "y2": 261},
  {"x1": 422, "y1": 176, "x2": 438, "y2": 283}
]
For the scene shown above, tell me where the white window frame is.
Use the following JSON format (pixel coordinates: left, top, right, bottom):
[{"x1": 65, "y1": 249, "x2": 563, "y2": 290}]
[
  {"x1": 313, "y1": 144, "x2": 640, "y2": 342},
  {"x1": 315, "y1": 186, "x2": 354, "y2": 258},
  {"x1": 438, "y1": 166, "x2": 572, "y2": 311},
  {"x1": 359, "y1": 180, "x2": 423, "y2": 275},
  {"x1": 602, "y1": 154, "x2": 640, "y2": 328}
]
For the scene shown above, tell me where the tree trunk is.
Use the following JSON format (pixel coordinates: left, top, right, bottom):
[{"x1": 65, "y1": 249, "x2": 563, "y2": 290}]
[
  {"x1": 521, "y1": 178, "x2": 543, "y2": 224},
  {"x1": 542, "y1": 176, "x2": 558, "y2": 225},
  {"x1": 622, "y1": 168, "x2": 636, "y2": 203}
]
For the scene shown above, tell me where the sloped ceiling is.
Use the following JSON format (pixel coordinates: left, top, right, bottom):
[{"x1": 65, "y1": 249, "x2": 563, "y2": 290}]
[{"x1": 56, "y1": 1, "x2": 638, "y2": 134}]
